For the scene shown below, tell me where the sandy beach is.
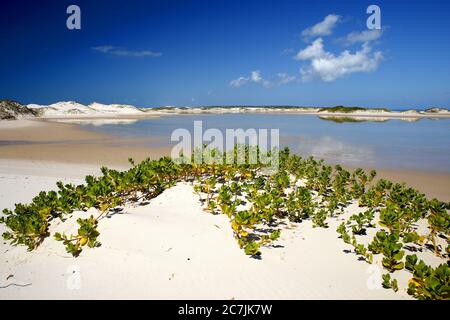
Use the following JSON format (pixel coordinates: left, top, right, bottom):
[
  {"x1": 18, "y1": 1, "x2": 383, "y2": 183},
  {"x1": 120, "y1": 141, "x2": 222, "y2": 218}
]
[
  {"x1": 3, "y1": 0, "x2": 450, "y2": 304},
  {"x1": 0, "y1": 118, "x2": 448, "y2": 299},
  {"x1": 0, "y1": 119, "x2": 171, "y2": 166},
  {"x1": 0, "y1": 159, "x2": 407, "y2": 299}
]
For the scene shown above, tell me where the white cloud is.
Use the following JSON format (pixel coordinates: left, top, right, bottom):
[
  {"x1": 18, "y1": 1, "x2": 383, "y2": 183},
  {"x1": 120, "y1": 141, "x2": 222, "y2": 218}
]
[
  {"x1": 233, "y1": 14, "x2": 385, "y2": 86},
  {"x1": 230, "y1": 70, "x2": 297, "y2": 87},
  {"x1": 251, "y1": 70, "x2": 263, "y2": 83},
  {"x1": 297, "y1": 40, "x2": 383, "y2": 82},
  {"x1": 294, "y1": 38, "x2": 329, "y2": 60},
  {"x1": 301, "y1": 14, "x2": 340, "y2": 39},
  {"x1": 229, "y1": 70, "x2": 270, "y2": 88},
  {"x1": 92, "y1": 45, "x2": 162, "y2": 57},
  {"x1": 338, "y1": 29, "x2": 384, "y2": 45},
  {"x1": 229, "y1": 76, "x2": 250, "y2": 87},
  {"x1": 277, "y1": 73, "x2": 296, "y2": 84}
]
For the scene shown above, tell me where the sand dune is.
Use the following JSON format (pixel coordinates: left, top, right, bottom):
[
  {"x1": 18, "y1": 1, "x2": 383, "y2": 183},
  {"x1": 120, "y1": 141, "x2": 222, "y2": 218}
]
[
  {"x1": 0, "y1": 160, "x2": 410, "y2": 299},
  {"x1": 27, "y1": 101, "x2": 145, "y2": 118},
  {"x1": 1, "y1": 100, "x2": 444, "y2": 119}
]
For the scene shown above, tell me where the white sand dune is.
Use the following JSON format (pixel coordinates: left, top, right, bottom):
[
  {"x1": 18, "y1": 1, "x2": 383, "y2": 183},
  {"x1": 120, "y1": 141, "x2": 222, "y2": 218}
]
[
  {"x1": 87, "y1": 102, "x2": 144, "y2": 115},
  {"x1": 146, "y1": 106, "x2": 450, "y2": 118},
  {"x1": 18, "y1": 101, "x2": 450, "y2": 119},
  {"x1": 28, "y1": 101, "x2": 96, "y2": 117},
  {"x1": 0, "y1": 159, "x2": 418, "y2": 300},
  {"x1": 27, "y1": 101, "x2": 144, "y2": 118}
]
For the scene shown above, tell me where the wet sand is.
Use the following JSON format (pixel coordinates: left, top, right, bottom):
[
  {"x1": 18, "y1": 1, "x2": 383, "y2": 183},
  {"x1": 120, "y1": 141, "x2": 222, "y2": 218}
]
[
  {"x1": 359, "y1": 167, "x2": 450, "y2": 202},
  {"x1": 291, "y1": 163, "x2": 450, "y2": 202},
  {"x1": 0, "y1": 119, "x2": 171, "y2": 167},
  {"x1": 1, "y1": 119, "x2": 449, "y2": 201}
]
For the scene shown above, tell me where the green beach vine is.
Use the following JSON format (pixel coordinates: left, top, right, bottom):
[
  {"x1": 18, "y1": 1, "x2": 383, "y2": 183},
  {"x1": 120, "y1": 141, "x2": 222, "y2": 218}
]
[{"x1": 1, "y1": 146, "x2": 449, "y2": 299}]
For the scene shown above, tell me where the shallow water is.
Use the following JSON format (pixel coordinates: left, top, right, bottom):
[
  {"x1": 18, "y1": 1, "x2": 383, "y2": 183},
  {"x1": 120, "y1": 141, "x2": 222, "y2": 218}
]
[{"x1": 78, "y1": 114, "x2": 450, "y2": 172}]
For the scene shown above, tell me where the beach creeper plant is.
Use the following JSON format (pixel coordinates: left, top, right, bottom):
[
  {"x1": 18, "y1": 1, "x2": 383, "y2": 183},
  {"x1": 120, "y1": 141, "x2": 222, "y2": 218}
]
[
  {"x1": 0, "y1": 190, "x2": 72, "y2": 250},
  {"x1": 336, "y1": 222, "x2": 351, "y2": 244},
  {"x1": 368, "y1": 231, "x2": 405, "y2": 271},
  {"x1": 402, "y1": 231, "x2": 423, "y2": 245},
  {"x1": 285, "y1": 187, "x2": 314, "y2": 222},
  {"x1": 347, "y1": 210, "x2": 375, "y2": 235},
  {"x1": 312, "y1": 209, "x2": 329, "y2": 228},
  {"x1": 355, "y1": 241, "x2": 373, "y2": 263},
  {"x1": 359, "y1": 179, "x2": 393, "y2": 208},
  {"x1": 427, "y1": 198, "x2": 450, "y2": 256},
  {"x1": 204, "y1": 176, "x2": 217, "y2": 207},
  {"x1": 1, "y1": 145, "x2": 449, "y2": 299},
  {"x1": 382, "y1": 273, "x2": 399, "y2": 292},
  {"x1": 406, "y1": 258, "x2": 450, "y2": 300},
  {"x1": 379, "y1": 204, "x2": 403, "y2": 232},
  {"x1": 336, "y1": 222, "x2": 373, "y2": 263},
  {"x1": 54, "y1": 216, "x2": 101, "y2": 257},
  {"x1": 244, "y1": 241, "x2": 261, "y2": 256},
  {"x1": 405, "y1": 254, "x2": 419, "y2": 271}
]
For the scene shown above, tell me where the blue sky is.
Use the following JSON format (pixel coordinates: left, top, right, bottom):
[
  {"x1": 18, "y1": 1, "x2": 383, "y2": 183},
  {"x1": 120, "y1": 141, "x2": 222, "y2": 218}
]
[{"x1": 1, "y1": 0, "x2": 449, "y2": 109}]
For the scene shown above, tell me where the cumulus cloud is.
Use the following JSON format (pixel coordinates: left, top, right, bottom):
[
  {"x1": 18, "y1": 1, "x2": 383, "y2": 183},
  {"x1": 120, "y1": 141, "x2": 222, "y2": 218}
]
[
  {"x1": 92, "y1": 45, "x2": 162, "y2": 57},
  {"x1": 338, "y1": 29, "x2": 384, "y2": 45},
  {"x1": 229, "y1": 70, "x2": 270, "y2": 88},
  {"x1": 251, "y1": 70, "x2": 264, "y2": 83},
  {"x1": 230, "y1": 70, "x2": 296, "y2": 88},
  {"x1": 277, "y1": 73, "x2": 296, "y2": 84},
  {"x1": 229, "y1": 76, "x2": 250, "y2": 87},
  {"x1": 297, "y1": 39, "x2": 383, "y2": 82},
  {"x1": 232, "y1": 13, "x2": 385, "y2": 86},
  {"x1": 294, "y1": 38, "x2": 329, "y2": 60},
  {"x1": 301, "y1": 14, "x2": 341, "y2": 39}
]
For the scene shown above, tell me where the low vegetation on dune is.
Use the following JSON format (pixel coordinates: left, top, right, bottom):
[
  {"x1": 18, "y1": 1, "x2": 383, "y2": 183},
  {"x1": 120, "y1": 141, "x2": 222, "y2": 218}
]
[
  {"x1": 1, "y1": 146, "x2": 449, "y2": 299},
  {"x1": 0, "y1": 100, "x2": 38, "y2": 120},
  {"x1": 319, "y1": 106, "x2": 367, "y2": 113},
  {"x1": 318, "y1": 106, "x2": 390, "y2": 113},
  {"x1": 425, "y1": 107, "x2": 450, "y2": 113}
]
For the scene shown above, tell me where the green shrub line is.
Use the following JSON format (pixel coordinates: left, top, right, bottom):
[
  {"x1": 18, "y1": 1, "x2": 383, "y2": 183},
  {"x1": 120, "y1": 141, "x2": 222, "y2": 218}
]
[
  {"x1": 0, "y1": 146, "x2": 449, "y2": 299},
  {"x1": 317, "y1": 106, "x2": 390, "y2": 113}
]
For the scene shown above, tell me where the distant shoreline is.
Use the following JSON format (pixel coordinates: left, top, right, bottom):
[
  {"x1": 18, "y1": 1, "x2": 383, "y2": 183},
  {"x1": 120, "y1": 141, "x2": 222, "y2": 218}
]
[
  {"x1": 1, "y1": 100, "x2": 450, "y2": 121},
  {"x1": 33, "y1": 106, "x2": 450, "y2": 119}
]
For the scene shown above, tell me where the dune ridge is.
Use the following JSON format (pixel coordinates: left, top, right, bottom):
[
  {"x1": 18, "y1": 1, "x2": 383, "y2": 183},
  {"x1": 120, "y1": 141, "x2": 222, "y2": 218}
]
[{"x1": 1, "y1": 100, "x2": 449, "y2": 119}]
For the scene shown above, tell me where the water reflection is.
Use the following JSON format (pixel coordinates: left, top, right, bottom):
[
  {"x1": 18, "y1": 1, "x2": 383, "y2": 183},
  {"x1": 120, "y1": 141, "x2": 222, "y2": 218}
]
[
  {"x1": 52, "y1": 119, "x2": 139, "y2": 126},
  {"x1": 78, "y1": 114, "x2": 450, "y2": 172}
]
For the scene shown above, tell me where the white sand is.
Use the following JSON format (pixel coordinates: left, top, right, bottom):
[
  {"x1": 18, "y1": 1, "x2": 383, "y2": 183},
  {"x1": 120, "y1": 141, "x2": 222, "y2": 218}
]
[
  {"x1": 17, "y1": 101, "x2": 450, "y2": 119},
  {"x1": 0, "y1": 119, "x2": 46, "y2": 129},
  {"x1": 0, "y1": 159, "x2": 439, "y2": 299},
  {"x1": 27, "y1": 101, "x2": 145, "y2": 118}
]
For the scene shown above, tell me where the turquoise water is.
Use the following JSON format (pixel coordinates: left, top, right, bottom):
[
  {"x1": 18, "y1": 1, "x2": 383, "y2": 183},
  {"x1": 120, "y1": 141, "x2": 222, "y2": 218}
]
[{"x1": 79, "y1": 114, "x2": 450, "y2": 172}]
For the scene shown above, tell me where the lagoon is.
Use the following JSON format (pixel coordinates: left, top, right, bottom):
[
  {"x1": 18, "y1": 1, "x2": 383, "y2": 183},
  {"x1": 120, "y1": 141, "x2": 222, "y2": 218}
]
[{"x1": 78, "y1": 114, "x2": 450, "y2": 172}]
